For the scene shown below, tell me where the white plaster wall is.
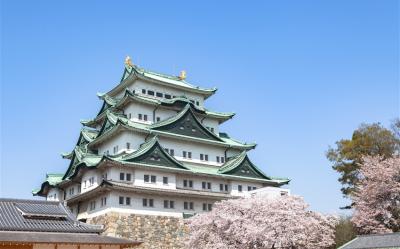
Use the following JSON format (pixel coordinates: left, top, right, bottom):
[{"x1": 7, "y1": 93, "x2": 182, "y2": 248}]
[
  {"x1": 65, "y1": 183, "x2": 81, "y2": 199},
  {"x1": 176, "y1": 174, "x2": 230, "y2": 193},
  {"x1": 80, "y1": 191, "x2": 218, "y2": 219},
  {"x1": 202, "y1": 118, "x2": 220, "y2": 134},
  {"x1": 46, "y1": 188, "x2": 62, "y2": 201},
  {"x1": 124, "y1": 102, "x2": 154, "y2": 123},
  {"x1": 154, "y1": 108, "x2": 179, "y2": 122},
  {"x1": 81, "y1": 170, "x2": 101, "y2": 193},
  {"x1": 96, "y1": 130, "x2": 146, "y2": 155},
  {"x1": 230, "y1": 180, "x2": 263, "y2": 196},
  {"x1": 134, "y1": 169, "x2": 176, "y2": 190},
  {"x1": 125, "y1": 79, "x2": 205, "y2": 106},
  {"x1": 158, "y1": 136, "x2": 227, "y2": 165}
]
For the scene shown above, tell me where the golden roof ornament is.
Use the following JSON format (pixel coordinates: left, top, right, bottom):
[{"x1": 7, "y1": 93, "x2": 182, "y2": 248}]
[
  {"x1": 125, "y1": 56, "x2": 133, "y2": 67},
  {"x1": 179, "y1": 70, "x2": 186, "y2": 80}
]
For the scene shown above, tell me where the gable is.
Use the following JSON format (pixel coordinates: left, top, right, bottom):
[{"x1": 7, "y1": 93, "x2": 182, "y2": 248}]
[
  {"x1": 224, "y1": 157, "x2": 268, "y2": 179},
  {"x1": 152, "y1": 109, "x2": 221, "y2": 141},
  {"x1": 125, "y1": 142, "x2": 185, "y2": 169}
]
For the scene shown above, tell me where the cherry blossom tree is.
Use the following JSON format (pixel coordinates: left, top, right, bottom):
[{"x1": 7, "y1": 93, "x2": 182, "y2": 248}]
[
  {"x1": 186, "y1": 195, "x2": 337, "y2": 249},
  {"x1": 351, "y1": 156, "x2": 400, "y2": 234}
]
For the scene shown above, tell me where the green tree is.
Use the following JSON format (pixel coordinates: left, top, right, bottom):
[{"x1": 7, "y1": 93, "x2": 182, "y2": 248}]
[
  {"x1": 334, "y1": 216, "x2": 357, "y2": 248},
  {"x1": 327, "y1": 122, "x2": 399, "y2": 200}
]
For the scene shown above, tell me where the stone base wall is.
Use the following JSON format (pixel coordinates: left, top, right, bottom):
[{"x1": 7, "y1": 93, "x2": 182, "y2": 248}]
[{"x1": 88, "y1": 212, "x2": 187, "y2": 249}]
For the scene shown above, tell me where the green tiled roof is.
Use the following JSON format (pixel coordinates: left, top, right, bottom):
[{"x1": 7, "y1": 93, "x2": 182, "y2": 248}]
[
  {"x1": 60, "y1": 137, "x2": 288, "y2": 186},
  {"x1": 108, "y1": 64, "x2": 217, "y2": 98},
  {"x1": 90, "y1": 108, "x2": 255, "y2": 150},
  {"x1": 217, "y1": 151, "x2": 287, "y2": 181},
  {"x1": 32, "y1": 173, "x2": 64, "y2": 196},
  {"x1": 83, "y1": 90, "x2": 235, "y2": 128}
]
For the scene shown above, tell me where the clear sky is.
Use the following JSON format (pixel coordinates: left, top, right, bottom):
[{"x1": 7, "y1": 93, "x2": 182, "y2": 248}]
[{"x1": 1, "y1": 0, "x2": 398, "y2": 214}]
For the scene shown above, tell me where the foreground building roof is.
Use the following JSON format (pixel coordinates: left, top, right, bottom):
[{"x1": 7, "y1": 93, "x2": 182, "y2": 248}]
[
  {"x1": 0, "y1": 198, "x2": 140, "y2": 247},
  {"x1": 338, "y1": 233, "x2": 400, "y2": 249}
]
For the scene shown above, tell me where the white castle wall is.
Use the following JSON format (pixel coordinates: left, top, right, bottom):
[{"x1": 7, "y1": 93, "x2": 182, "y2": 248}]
[
  {"x1": 97, "y1": 131, "x2": 146, "y2": 155},
  {"x1": 119, "y1": 79, "x2": 206, "y2": 107}
]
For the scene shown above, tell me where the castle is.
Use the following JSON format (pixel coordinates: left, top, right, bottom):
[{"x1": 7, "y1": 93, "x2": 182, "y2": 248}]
[{"x1": 33, "y1": 57, "x2": 289, "y2": 244}]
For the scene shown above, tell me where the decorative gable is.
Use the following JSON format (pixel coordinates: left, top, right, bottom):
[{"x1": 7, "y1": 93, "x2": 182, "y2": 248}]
[
  {"x1": 152, "y1": 106, "x2": 222, "y2": 142},
  {"x1": 225, "y1": 157, "x2": 267, "y2": 179},
  {"x1": 124, "y1": 139, "x2": 186, "y2": 169}
]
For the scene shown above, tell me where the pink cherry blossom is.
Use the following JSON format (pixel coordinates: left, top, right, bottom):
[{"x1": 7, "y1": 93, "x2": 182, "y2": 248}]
[
  {"x1": 186, "y1": 195, "x2": 337, "y2": 249},
  {"x1": 351, "y1": 156, "x2": 400, "y2": 234}
]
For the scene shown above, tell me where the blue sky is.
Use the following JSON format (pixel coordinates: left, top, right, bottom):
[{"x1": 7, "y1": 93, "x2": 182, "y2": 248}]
[{"x1": 1, "y1": 0, "x2": 398, "y2": 214}]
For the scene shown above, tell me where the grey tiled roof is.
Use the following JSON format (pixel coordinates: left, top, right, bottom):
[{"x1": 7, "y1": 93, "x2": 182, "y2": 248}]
[
  {"x1": 0, "y1": 231, "x2": 140, "y2": 246},
  {"x1": 0, "y1": 198, "x2": 102, "y2": 233},
  {"x1": 339, "y1": 233, "x2": 400, "y2": 249}
]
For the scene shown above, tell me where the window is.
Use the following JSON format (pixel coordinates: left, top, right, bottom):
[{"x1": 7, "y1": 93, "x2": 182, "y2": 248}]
[
  {"x1": 147, "y1": 90, "x2": 154, "y2": 96},
  {"x1": 221, "y1": 157, "x2": 225, "y2": 163},
  {"x1": 120, "y1": 173, "x2": 125, "y2": 181},
  {"x1": 225, "y1": 184, "x2": 228, "y2": 192},
  {"x1": 238, "y1": 185, "x2": 243, "y2": 192},
  {"x1": 184, "y1": 201, "x2": 194, "y2": 210},
  {"x1": 165, "y1": 94, "x2": 172, "y2": 99},
  {"x1": 156, "y1": 92, "x2": 163, "y2": 97},
  {"x1": 164, "y1": 200, "x2": 175, "y2": 209},
  {"x1": 143, "y1": 174, "x2": 156, "y2": 183},
  {"x1": 90, "y1": 201, "x2": 96, "y2": 211},
  {"x1": 143, "y1": 198, "x2": 154, "y2": 207},
  {"x1": 78, "y1": 185, "x2": 81, "y2": 193},
  {"x1": 169, "y1": 149, "x2": 174, "y2": 156},
  {"x1": 119, "y1": 196, "x2": 124, "y2": 205},
  {"x1": 101, "y1": 173, "x2": 107, "y2": 180},
  {"x1": 196, "y1": 101, "x2": 199, "y2": 106},
  {"x1": 128, "y1": 113, "x2": 132, "y2": 119},
  {"x1": 205, "y1": 155, "x2": 208, "y2": 161},
  {"x1": 83, "y1": 180, "x2": 87, "y2": 188},
  {"x1": 106, "y1": 150, "x2": 110, "y2": 155},
  {"x1": 126, "y1": 173, "x2": 132, "y2": 181},
  {"x1": 216, "y1": 156, "x2": 220, "y2": 163},
  {"x1": 188, "y1": 152, "x2": 192, "y2": 159},
  {"x1": 144, "y1": 114, "x2": 148, "y2": 121},
  {"x1": 253, "y1": 186, "x2": 257, "y2": 190},
  {"x1": 126, "y1": 142, "x2": 131, "y2": 149},
  {"x1": 89, "y1": 177, "x2": 95, "y2": 186},
  {"x1": 200, "y1": 154, "x2": 204, "y2": 160},
  {"x1": 113, "y1": 145, "x2": 119, "y2": 154},
  {"x1": 156, "y1": 117, "x2": 161, "y2": 122},
  {"x1": 138, "y1": 114, "x2": 143, "y2": 120},
  {"x1": 203, "y1": 203, "x2": 212, "y2": 211},
  {"x1": 163, "y1": 177, "x2": 168, "y2": 184},
  {"x1": 101, "y1": 197, "x2": 107, "y2": 207},
  {"x1": 126, "y1": 197, "x2": 131, "y2": 205},
  {"x1": 202, "y1": 182, "x2": 211, "y2": 190},
  {"x1": 248, "y1": 186, "x2": 252, "y2": 191},
  {"x1": 183, "y1": 151, "x2": 187, "y2": 158},
  {"x1": 210, "y1": 127, "x2": 214, "y2": 132},
  {"x1": 142, "y1": 89, "x2": 146, "y2": 94},
  {"x1": 69, "y1": 187, "x2": 74, "y2": 196},
  {"x1": 183, "y1": 179, "x2": 193, "y2": 188},
  {"x1": 219, "y1": 184, "x2": 223, "y2": 191}
]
